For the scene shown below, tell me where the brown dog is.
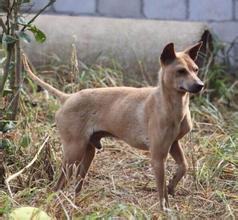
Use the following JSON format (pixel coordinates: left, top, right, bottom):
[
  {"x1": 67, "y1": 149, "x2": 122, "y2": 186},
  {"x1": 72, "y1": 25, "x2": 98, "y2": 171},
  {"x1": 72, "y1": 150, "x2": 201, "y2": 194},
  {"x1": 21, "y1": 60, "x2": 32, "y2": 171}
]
[{"x1": 23, "y1": 42, "x2": 203, "y2": 210}]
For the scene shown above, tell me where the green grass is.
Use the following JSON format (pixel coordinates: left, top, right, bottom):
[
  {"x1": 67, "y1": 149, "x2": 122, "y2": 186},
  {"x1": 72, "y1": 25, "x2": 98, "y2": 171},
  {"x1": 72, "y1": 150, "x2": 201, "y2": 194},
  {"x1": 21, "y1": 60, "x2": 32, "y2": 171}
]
[{"x1": 0, "y1": 57, "x2": 238, "y2": 219}]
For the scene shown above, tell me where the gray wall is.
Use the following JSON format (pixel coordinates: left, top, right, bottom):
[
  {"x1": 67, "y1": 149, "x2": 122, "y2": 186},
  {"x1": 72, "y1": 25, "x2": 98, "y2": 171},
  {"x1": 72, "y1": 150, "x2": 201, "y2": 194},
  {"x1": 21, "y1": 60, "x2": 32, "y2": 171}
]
[{"x1": 29, "y1": 0, "x2": 238, "y2": 64}]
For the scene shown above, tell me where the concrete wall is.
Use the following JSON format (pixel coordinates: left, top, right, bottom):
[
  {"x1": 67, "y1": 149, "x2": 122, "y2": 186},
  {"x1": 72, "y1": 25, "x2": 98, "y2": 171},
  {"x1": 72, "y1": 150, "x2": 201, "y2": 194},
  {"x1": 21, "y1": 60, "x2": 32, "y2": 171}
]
[
  {"x1": 28, "y1": 0, "x2": 238, "y2": 64},
  {"x1": 25, "y1": 16, "x2": 209, "y2": 83}
]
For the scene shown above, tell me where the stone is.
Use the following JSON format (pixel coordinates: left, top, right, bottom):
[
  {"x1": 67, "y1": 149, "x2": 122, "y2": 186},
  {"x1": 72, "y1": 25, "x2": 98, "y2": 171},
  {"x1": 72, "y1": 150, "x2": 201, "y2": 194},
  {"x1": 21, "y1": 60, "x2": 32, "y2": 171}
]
[
  {"x1": 210, "y1": 22, "x2": 238, "y2": 42},
  {"x1": 235, "y1": 0, "x2": 238, "y2": 20},
  {"x1": 210, "y1": 22, "x2": 238, "y2": 66},
  {"x1": 24, "y1": 15, "x2": 209, "y2": 83},
  {"x1": 54, "y1": 0, "x2": 96, "y2": 14},
  {"x1": 189, "y1": 0, "x2": 233, "y2": 21},
  {"x1": 21, "y1": 0, "x2": 52, "y2": 12},
  {"x1": 144, "y1": 0, "x2": 187, "y2": 20},
  {"x1": 98, "y1": 0, "x2": 141, "y2": 18}
]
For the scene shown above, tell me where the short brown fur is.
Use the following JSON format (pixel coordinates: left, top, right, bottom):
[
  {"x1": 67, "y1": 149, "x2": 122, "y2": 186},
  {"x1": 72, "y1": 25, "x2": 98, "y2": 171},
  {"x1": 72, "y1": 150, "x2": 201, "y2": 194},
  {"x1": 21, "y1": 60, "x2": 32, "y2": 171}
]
[{"x1": 22, "y1": 42, "x2": 204, "y2": 210}]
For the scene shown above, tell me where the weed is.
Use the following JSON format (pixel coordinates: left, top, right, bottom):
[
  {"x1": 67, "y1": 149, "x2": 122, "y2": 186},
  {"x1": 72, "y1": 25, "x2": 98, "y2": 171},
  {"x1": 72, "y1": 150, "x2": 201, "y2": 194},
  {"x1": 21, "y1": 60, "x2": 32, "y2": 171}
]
[{"x1": 0, "y1": 45, "x2": 238, "y2": 218}]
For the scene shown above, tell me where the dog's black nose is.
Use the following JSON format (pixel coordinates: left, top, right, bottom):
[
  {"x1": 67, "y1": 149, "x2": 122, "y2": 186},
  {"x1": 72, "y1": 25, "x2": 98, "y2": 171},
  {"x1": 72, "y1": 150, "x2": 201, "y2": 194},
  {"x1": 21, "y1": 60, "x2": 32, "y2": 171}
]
[{"x1": 189, "y1": 82, "x2": 204, "y2": 93}]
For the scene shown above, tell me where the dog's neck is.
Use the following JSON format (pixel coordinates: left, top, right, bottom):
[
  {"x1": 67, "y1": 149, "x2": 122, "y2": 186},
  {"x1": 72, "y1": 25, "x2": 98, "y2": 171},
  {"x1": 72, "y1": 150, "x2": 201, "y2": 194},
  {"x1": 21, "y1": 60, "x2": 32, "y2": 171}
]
[{"x1": 157, "y1": 69, "x2": 190, "y2": 120}]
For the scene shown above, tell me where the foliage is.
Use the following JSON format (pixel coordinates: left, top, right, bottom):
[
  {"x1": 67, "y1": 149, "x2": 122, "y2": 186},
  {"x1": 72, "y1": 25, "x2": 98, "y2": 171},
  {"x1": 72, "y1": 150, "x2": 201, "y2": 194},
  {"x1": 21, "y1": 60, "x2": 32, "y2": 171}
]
[
  {"x1": 0, "y1": 60, "x2": 236, "y2": 218},
  {"x1": 0, "y1": 0, "x2": 55, "y2": 121},
  {"x1": 79, "y1": 204, "x2": 148, "y2": 219},
  {"x1": 0, "y1": 0, "x2": 55, "y2": 199},
  {"x1": 0, "y1": 95, "x2": 237, "y2": 219},
  {"x1": 9, "y1": 206, "x2": 51, "y2": 219}
]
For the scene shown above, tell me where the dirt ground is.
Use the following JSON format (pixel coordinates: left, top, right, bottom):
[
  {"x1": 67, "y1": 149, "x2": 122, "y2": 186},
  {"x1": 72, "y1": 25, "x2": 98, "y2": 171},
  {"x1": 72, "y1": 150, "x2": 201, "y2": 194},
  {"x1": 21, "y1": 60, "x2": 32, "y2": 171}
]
[
  {"x1": 1, "y1": 58, "x2": 238, "y2": 219},
  {"x1": 1, "y1": 92, "x2": 237, "y2": 219}
]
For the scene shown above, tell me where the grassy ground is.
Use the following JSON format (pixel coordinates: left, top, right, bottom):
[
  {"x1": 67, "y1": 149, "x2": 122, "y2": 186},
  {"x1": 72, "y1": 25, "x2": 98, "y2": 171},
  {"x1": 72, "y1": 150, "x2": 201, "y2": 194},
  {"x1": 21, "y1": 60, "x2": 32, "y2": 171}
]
[{"x1": 0, "y1": 62, "x2": 238, "y2": 219}]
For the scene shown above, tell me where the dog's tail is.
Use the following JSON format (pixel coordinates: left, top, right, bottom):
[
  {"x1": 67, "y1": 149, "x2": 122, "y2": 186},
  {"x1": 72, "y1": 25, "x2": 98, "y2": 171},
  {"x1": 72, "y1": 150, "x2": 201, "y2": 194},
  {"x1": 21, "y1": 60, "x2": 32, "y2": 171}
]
[{"x1": 22, "y1": 54, "x2": 69, "y2": 104}]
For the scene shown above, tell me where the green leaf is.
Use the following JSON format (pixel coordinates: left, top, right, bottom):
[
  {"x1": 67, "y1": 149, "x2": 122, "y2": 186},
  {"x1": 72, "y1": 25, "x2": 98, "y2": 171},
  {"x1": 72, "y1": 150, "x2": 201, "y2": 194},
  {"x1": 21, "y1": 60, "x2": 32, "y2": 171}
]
[
  {"x1": 9, "y1": 207, "x2": 51, "y2": 220},
  {"x1": 0, "y1": 57, "x2": 6, "y2": 64},
  {"x1": 28, "y1": 25, "x2": 46, "y2": 43},
  {"x1": 2, "y1": 121, "x2": 15, "y2": 133},
  {"x1": 0, "y1": 121, "x2": 5, "y2": 131},
  {"x1": 9, "y1": 62, "x2": 15, "y2": 70},
  {"x1": 25, "y1": 77, "x2": 37, "y2": 94},
  {"x1": 3, "y1": 88, "x2": 12, "y2": 96},
  {"x1": 16, "y1": 31, "x2": 31, "y2": 43},
  {"x1": 20, "y1": 134, "x2": 31, "y2": 148},
  {"x1": 0, "y1": 139, "x2": 11, "y2": 150},
  {"x1": 17, "y1": 16, "x2": 28, "y2": 26},
  {"x1": 2, "y1": 34, "x2": 17, "y2": 45}
]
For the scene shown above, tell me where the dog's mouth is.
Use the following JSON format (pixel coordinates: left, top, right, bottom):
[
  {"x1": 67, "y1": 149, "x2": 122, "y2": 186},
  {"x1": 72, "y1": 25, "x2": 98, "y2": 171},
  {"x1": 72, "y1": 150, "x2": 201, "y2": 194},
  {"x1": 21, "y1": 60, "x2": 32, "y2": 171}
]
[{"x1": 178, "y1": 86, "x2": 188, "y2": 93}]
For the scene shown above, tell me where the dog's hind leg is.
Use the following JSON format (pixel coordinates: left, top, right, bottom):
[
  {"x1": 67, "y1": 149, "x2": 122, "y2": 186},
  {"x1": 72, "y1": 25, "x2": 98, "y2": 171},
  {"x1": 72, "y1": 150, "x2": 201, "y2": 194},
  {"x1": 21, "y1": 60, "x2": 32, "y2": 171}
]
[
  {"x1": 74, "y1": 133, "x2": 105, "y2": 192},
  {"x1": 168, "y1": 141, "x2": 188, "y2": 196},
  {"x1": 54, "y1": 139, "x2": 87, "y2": 191},
  {"x1": 75, "y1": 142, "x2": 96, "y2": 193}
]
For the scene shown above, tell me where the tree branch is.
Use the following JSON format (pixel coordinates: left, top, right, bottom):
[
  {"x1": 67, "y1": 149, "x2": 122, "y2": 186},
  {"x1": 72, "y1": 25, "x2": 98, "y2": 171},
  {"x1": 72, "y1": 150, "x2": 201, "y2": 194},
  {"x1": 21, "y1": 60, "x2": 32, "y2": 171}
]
[
  {"x1": 0, "y1": 45, "x2": 14, "y2": 96},
  {"x1": 21, "y1": 0, "x2": 56, "y2": 31},
  {"x1": 0, "y1": 18, "x2": 7, "y2": 33}
]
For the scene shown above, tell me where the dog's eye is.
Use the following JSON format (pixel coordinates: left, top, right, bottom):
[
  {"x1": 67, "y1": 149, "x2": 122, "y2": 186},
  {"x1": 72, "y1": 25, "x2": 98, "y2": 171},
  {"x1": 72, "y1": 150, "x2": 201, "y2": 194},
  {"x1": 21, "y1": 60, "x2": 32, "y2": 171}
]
[{"x1": 177, "y1": 68, "x2": 187, "y2": 75}]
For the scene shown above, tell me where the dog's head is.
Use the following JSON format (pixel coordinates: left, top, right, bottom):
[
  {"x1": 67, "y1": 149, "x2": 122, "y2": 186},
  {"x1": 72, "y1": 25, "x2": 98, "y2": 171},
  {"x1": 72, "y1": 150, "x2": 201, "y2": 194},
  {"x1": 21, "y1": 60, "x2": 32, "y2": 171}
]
[{"x1": 159, "y1": 42, "x2": 204, "y2": 94}]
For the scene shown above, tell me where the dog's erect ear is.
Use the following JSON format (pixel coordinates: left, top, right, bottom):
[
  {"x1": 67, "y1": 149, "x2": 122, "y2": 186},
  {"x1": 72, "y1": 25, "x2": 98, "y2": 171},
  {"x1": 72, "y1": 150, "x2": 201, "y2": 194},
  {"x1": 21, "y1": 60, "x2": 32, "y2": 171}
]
[
  {"x1": 185, "y1": 41, "x2": 203, "y2": 61},
  {"x1": 160, "y1": 43, "x2": 176, "y2": 65}
]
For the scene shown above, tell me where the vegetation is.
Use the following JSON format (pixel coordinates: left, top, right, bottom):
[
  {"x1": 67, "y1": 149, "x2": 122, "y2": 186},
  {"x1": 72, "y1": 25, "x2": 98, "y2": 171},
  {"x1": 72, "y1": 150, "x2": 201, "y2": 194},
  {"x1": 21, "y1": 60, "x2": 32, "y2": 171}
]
[
  {"x1": 0, "y1": 0, "x2": 54, "y2": 120},
  {"x1": 0, "y1": 41, "x2": 237, "y2": 218},
  {"x1": 0, "y1": 0, "x2": 55, "y2": 195}
]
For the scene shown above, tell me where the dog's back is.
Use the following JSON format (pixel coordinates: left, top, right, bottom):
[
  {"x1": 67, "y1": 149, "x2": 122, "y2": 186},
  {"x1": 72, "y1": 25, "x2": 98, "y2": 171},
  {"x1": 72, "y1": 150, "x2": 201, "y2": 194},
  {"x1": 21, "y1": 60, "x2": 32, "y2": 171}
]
[{"x1": 56, "y1": 87, "x2": 155, "y2": 149}]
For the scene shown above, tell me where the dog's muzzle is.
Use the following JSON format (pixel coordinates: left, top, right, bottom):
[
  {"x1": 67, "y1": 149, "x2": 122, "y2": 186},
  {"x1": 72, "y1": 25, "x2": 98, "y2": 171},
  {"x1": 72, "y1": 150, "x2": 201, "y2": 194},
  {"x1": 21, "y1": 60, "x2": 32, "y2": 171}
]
[{"x1": 188, "y1": 82, "x2": 204, "y2": 93}]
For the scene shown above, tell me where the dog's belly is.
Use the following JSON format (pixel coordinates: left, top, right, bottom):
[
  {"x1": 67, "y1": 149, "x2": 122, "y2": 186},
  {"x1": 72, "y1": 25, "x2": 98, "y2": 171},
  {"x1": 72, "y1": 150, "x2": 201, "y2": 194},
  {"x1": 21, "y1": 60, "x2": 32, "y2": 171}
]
[
  {"x1": 116, "y1": 119, "x2": 150, "y2": 151},
  {"x1": 122, "y1": 131, "x2": 150, "y2": 151},
  {"x1": 131, "y1": 139, "x2": 150, "y2": 150}
]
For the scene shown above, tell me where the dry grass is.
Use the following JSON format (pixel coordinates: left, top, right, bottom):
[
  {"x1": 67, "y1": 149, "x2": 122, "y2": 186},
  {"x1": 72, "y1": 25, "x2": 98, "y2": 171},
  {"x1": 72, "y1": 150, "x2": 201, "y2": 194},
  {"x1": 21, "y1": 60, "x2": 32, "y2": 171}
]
[{"x1": 0, "y1": 62, "x2": 238, "y2": 219}]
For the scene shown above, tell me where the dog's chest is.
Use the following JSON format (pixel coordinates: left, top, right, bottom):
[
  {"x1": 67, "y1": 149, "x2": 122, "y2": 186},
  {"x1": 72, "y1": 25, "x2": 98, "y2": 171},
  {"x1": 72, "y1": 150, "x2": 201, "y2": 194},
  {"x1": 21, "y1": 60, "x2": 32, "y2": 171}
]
[{"x1": 134, "y1": 104, "x2": 151, "y2": 150}]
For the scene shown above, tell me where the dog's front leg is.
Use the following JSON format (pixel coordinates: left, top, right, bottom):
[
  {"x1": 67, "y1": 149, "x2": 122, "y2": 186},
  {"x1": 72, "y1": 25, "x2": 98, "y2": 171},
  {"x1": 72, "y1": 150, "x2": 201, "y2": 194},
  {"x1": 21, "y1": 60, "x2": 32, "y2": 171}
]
[
  {"x1": 150, "y1": 129, "x2": 173, "y2": 210},
  {"x1": 151, "y1": 155, "x2": 168, "y2": 210},
  {"x1": 168, "y1": 140, "x2": 188, "y2": 196}
]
